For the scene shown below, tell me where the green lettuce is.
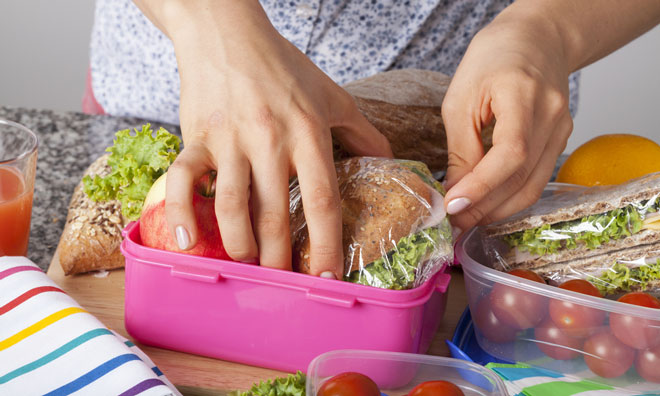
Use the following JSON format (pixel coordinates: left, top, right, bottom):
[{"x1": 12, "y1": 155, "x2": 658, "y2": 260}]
[
  {"x1": 346, "y1": 226, "x2": 444, "y2": 290},
  {"x1": 228, "y1": 371, "x2": 306, "y2": 396},
  {"x1": 503, "y1": 203, "x2": 654, "y2": 256},
  {"x1": 590, "y1": 259, "x2": 660, "y2": 295},
  {"x1": 82, "y1": 124, "x2": 180, "y2": 220}
]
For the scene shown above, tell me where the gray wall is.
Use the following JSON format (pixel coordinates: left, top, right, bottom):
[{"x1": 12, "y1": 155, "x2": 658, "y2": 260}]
[{"x1": 0, "y1": 1, "x2": 658, "y2": 152}]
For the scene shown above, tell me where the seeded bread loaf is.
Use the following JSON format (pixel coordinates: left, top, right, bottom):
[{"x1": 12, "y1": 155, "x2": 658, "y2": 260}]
[
  {"x1": 339, "y1": 69, "x2": 495, "y2": 174},
  {"x1": 59, "y1": 154, "x2": 126, "y2": 275}
]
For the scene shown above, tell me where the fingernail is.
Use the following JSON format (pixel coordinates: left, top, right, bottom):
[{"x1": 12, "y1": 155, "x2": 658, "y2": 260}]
[
  {"x1": 175, "y1": 225, "x2": 190, "y2": 250},
  {"x1": 320, "y1": 271, "x2": 337, "y2": 280},
  {"x1": 452, "y1": 226, "x2": 463, "y2": 241},
  {"x1": 447, "y1": 197, "x2": 472, "y2": 215}
]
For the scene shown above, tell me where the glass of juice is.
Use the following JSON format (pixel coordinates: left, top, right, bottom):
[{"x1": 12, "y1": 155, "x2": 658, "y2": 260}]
[{"x1": 0, "y1": 118, "x2": 38, "y2": 256}]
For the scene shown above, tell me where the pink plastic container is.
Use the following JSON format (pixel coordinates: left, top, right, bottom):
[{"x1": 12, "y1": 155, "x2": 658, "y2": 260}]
[{"x1": 120, "y1": 221, "x2": 451, "y2": 372}]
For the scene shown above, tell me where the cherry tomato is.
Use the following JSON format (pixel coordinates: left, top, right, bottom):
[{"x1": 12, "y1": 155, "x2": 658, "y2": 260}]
[
  {"x1": 534, "y1": 317, "x2": 584, "y2": 360},
  {"x1": 610, "y1": 292, "x2": 660, "y2": 350},
  {"x1": 583, "y1": 331, "x2": 635, "y2": 378},
  {"x1": 473, "y1": 296, "x2": 519, "y2": 343},
  {"x1": 318, "y1": 372, "x2": 380, "y2": 396},
  {"x1": 549, "y1": 279, "x2": 605, "y2": 338},
  {"x1": 490, "y1": 269, "x2": 548, "y2": 330},
  {"x1": 635, "y1": 344, "x2": 660, "y2": 383},
  {"x1": 408, "y1": 380, "x2": 465, "y2": 396}
]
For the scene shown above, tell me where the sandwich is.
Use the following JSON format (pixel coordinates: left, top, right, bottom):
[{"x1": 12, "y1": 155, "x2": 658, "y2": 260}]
[
  {"x1": 290, "y1": 157, "x2": 453, "y2": 290},
  {"x1": 538, "y1": 243, "x2": 660, "y2": 296},
  {"x1": 483, "y1": 171, "x2": 660, "y2": 294}
]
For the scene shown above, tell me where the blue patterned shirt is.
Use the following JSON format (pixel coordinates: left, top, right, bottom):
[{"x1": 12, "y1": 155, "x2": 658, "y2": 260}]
[{"x1": 90, "y1": 0, "x2": 579, "y2": 125}]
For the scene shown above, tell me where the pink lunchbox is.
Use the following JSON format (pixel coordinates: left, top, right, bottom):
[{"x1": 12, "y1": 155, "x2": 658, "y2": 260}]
[{"x1": 120, "y1": 221, "x2": 451, "y2": 372}]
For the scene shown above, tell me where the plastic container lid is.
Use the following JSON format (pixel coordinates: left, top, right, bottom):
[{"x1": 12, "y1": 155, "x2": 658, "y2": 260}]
[{"x1": 306, "y1": 349, "x2": 508, "y2": 396}]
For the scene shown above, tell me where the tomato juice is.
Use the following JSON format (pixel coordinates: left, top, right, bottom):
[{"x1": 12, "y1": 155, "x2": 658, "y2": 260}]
[{"x1": 0, "y1": 167, "x2": 33, "y2": 256}]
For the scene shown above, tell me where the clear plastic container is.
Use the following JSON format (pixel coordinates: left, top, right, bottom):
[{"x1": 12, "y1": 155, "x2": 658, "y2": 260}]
[
  {"x1": 457, "y1": 226, "x2": 660, "y2": 391},
  {"x1": 120, "y1": 221, "x2": 452, "y2": 373},
  {"x1": 306, "y1": 349, "x2": 508, "y2": 396}
]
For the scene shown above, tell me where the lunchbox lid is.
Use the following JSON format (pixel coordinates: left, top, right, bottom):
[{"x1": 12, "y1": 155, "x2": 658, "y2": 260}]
[
  {"x1": 121, "y1": 221, "x2": 451, "y2": 309},
  {"x1": 457, "y1": 227, "x2": 660, "y2": 319}
]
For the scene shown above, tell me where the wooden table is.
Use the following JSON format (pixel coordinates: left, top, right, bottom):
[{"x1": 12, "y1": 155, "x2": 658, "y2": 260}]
[{"x1": 47, "y1": 251, "x2": 468, "y2": 396}]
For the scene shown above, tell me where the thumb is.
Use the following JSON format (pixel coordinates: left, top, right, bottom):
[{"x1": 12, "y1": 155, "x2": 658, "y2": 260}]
[{"x1": 332, "y1": 104, "x2": 393, "y2": 158}]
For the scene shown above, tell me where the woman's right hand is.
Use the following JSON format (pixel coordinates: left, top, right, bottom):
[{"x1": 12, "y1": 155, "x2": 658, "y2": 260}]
[{"x1": 134, "y1": 0, "x2": 392, "y2": 279}]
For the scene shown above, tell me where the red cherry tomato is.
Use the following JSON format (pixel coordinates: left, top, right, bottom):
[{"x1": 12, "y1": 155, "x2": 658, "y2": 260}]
[
  {"x1": 408, "y1": 380, "x2": 465, "y2": 396},
  {"x1": 318, "y1": 372, "x2": 380, "y2": 396},
  {"x1": 534, "y1": 317, "x2": 584, "y2": 360},
  {"x1": 635, "y1": 344, "x2": 660, "y2": 383},
  {"x1": 610, "y1": 292, "x2": 660, "y2": 350},
  {"x1": 473, "y1": 296, "x2": 519, "y2": 343},
  {"x1": 549, "y1": 279, "x2": 605, "y2": 338},
  {"x1": 583, "y1": 331, "x2": 635, "y2": 378},
  {"x1": 490, "y1": 269, "x2": 548, "y2": 330}
]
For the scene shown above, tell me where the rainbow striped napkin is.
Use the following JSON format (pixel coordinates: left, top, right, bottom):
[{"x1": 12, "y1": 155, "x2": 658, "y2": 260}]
[{"x1": 0, "y1": 256, "x2": 181, "y2": 396}]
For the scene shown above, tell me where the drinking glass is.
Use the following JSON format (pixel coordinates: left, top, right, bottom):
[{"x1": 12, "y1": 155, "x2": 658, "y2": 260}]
[{"x1": 0, "y1": 118, "x2": 38, "y2": 256}]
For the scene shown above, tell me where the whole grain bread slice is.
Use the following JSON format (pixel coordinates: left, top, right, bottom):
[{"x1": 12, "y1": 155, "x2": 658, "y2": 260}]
[{"x1": 484, "y1": 172, "x2": 660, "y2": 237}]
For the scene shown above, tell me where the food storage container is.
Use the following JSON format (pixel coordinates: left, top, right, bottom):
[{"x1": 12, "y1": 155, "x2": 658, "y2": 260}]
[
  {"x1": 306, "y1": 349, "x2": 508, "y2": 396},
  {"x1": 457, "y1": 226, "x2": 660, "y2": 392},
  {"x1": 120, "y1": 221, "x2": 451, "y2": 373}
]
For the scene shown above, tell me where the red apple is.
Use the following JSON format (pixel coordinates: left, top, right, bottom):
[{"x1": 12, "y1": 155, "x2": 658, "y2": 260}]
[{"x1": 140, "y1": 171, "x2": 231, "y2": 260}]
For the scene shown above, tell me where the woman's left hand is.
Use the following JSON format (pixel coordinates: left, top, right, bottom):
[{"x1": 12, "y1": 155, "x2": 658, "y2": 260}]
[{"x1": 441, "y1": 8, "x2": 573, "y2": 233}]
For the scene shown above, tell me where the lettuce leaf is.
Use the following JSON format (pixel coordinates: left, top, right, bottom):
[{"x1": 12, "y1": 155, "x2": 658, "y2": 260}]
[
  {"x1": 228, "y1": 371, "x2": 306, "y2": 396},
  {"x1": 82, "y1": 124, "x2": 180, "y2": 220},
  {"x1": 590, "y1": 259, "x2": 660, "y2": 295},
  {"x1": 504, "y1": 204, "x2": 647, "y2": 256},
  {"x1": 347, "y1": 226, "x2": 442, "y2": 290}
]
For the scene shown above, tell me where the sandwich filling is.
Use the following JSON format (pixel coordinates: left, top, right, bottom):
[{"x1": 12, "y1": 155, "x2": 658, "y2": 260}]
[
  {"x1": 503, "y1": 195, "x2": 660, "y2": 257},
  {"x1": 588, "y1": 257, "x2": 660, "y2": 295}
]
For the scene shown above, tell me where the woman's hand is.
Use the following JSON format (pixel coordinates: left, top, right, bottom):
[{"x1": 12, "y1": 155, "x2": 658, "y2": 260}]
[
  {"x1": 136, "y1": 0, "x2": 392, "y2": 278},
  {"x1": 441, "y1": 8, "x2": 573, "y2": 233},
  {"x1": 442, "y1": 0, "x2": 660, "y2": 234}
]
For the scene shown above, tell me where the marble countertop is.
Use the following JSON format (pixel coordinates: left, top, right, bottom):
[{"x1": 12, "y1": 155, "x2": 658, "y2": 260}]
[{"x1": 0, "y1": 106, "x2": 180, "y2": 270}]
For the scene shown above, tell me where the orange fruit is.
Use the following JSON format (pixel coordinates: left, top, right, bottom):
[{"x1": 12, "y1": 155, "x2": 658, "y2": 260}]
[{"x1": 556, "y1": 134, "x2": 660, "y2": 186}]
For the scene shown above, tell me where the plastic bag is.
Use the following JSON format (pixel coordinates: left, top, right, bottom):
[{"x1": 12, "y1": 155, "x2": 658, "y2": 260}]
[
  {"x1": 289, "y1": 157, "x2": 453, "y2": 290},
  {"x1": 481, "y1": 173, "x2": 660, "y2": 297}
]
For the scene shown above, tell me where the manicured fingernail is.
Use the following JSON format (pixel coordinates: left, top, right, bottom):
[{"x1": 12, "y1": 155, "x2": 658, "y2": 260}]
[
  {"x1": 320, "y1": 271, "x2": 337, "y2": 280},
  {"x1": 175, "y1": 225, "x2": 190, "y2": 250},
  {"x1": 447, "y1": 197, "x2": 472, "y2": 215},
  {"x1": 452, "y1": 226, "x2": 463, "y2": 241}
]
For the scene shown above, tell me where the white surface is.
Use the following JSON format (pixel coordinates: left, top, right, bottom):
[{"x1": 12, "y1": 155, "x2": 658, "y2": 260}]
[
  {"x1": 0, "y1": 2, "x2": 657, "y2": 151},
  {"x1": 569, "y1": 25, "x2": 660, "y2": 151}
]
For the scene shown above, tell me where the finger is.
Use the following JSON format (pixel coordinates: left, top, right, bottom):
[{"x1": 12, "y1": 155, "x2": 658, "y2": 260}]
[
  {"x1": 480, "y1": 113, "x2": 572, "y2": 222},
  {"x1": 451, "y1": 113, "x2": 572, "y2": 231},
  {"x1": 444, "y1": 91, "x2": 537, "y2": 218},
  {"x1": 249, "y1": 149, "x2": 292, "y2": 270},
  {"x1": 214, "y1": 151, "x2": 259, "y2": 262},
  {"x1": 332, "y1": 97, "x2": 393, "y2": 158},
  {"x1": 165, "y1": 144, "x2": 215, "y2": 250},
  {"x1": 441, "y1": 83, "x2": 487, "y2": 190},
  {"x1": 293, "y1": 130, "x2": 343, "y2": 279}
]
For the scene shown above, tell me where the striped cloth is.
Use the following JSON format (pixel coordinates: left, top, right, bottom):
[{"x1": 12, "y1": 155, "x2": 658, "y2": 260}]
[
  {"x1": 0, "y1": 256, "x2": 181, "y2": 396},
  {"x1": 487, "y1": 363, "x2": 660, "y2": 396}
]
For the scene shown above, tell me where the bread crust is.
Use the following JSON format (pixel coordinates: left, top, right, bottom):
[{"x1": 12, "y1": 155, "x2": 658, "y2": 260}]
[
  {"x1": 59, "y1": 154, "x2": 126, "y2": 275},
  {"x1": 292, "y1": 157, "x2": 433, "y2": 275},
  {"x1": 337, "y1": 69, "x2": 494, "y2": 174}
]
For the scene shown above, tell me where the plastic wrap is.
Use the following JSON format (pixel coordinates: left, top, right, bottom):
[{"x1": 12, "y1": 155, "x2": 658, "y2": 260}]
[
  {"x1": 289, "y1": 157, "x2": 453, "y2": 290},
  {"x1": 541, "y1": 245, "x2": 660, "y2": 297},
  {"x1": 481, "y1": 172, "x2": 660, "y2": 296}
]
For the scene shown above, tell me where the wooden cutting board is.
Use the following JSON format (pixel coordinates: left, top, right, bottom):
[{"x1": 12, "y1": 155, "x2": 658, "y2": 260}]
[{"x1": 47, "y1": 249, "x2": 467, "y2": 396}]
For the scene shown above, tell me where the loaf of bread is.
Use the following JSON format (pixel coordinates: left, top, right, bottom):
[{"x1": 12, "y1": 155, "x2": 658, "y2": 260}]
[
  {"x1": 339, "y1": 69, "x2": 495, "y2": 174},
  {"x1": 59, "y1": 154, "x2": 126, "y2": 275}
]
